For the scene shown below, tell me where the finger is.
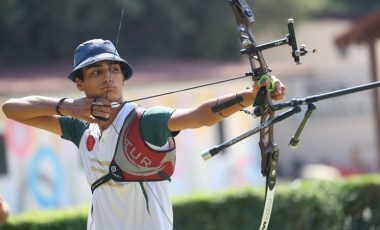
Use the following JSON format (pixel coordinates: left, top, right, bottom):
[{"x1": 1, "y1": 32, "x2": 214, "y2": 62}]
[
  {"x1": 90, "y1": 109, "x2": 110, "y2": 119},
  {"x1": 90, "y1": 104, "x2": 110, "y2": 120},
  {"x1": 92, "y1": 98, "x2": 111, "y2": 107},
  {"x1": 271, "y1": 83, "x2": 286, "y2": 101},
  {"x1": 90, "y1": 97, "x2": 112, "y2": 121},
  {"x1": 274, "y1": 81, "x2": 285, "y2": 95},
  {"x1": 271, "y1": 94, "x2": 285, "y2": 101}
]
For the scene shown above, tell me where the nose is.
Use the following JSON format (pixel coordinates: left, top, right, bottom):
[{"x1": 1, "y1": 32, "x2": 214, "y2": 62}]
[{"x1": 104, "y1": 70, "x2": 113, "y2": 82}]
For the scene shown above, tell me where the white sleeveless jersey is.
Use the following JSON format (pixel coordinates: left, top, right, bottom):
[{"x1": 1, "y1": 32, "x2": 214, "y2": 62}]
[{"x1": 74, "y1": 104, "x2": 174, "y2": 230}]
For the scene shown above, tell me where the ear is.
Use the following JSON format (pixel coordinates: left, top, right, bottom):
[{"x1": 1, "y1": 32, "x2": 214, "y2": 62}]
[{"x1": 75, "y1": 77, "x2": 85, "y2": 91}]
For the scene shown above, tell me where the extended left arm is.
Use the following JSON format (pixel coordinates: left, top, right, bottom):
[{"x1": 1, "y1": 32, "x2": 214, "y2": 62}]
[{"x1": 167, "y1": 78, "x2": 285, "y2": 131}]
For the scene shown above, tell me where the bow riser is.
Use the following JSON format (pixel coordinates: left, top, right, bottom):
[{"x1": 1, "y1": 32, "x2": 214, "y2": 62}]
[
  {"x1": 229, "y1": 1, "x2": 283, "y2": 230},
  {"x1": 230, "y1": 0, "x2": 270, "y2": 79},
  {"x1": 230, "y1": 0, "x2": 276, "y2": 176}
]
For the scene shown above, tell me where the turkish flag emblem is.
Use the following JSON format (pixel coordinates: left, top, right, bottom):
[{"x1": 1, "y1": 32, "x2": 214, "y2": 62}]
[{"x1": 87, "y1": 135, "x2": 96, "y2": 152}]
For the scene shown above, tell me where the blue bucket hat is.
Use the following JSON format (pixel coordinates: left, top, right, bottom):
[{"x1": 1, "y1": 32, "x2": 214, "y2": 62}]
[{"x1": 68, "y1": 39, "x2": 133, "y2": 82}]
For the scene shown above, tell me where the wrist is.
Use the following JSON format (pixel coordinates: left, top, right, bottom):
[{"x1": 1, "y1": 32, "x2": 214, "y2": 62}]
[
  {"x1": 55, "y1": 98, "x2": 67, "y2": 116},
  {"x1": 239, "y1": 88, "x2": 255, "y2": 107}
]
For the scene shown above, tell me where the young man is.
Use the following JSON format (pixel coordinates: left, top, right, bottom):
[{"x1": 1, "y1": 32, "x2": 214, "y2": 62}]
[{"x1": 2, "y1": 39, "x2": 285, "y2": 229}]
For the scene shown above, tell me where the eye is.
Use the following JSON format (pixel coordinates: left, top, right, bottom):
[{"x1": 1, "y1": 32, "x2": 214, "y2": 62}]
[
  {"x1": 111, "y1": 65, "x2": 121, "y2": 73},
  {"x1": 89, "y1": 70, "x2": 102, "y2": 77}
]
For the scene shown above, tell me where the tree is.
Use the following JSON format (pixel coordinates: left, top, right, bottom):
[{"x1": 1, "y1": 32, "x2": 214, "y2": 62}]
[{"x1": 1, "y1": 0, "x2": 376, "y2": 66}]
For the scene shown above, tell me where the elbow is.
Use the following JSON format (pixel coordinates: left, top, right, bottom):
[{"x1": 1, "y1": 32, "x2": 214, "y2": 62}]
[
  {"x1": 2, "y1": 99, "x2": 17, "y2": 120},
  {"x1": 194, "y1": 113, "x2": 221, "y2": 128},
  {"x1": 203, "y1": 121, "x2": 216, "y2": 127},
  {"x1": 2, "y1": 100, "x2": 11, "y2": 118},
  {"x1": 198, "y1": 118, "x2": 220, "y2": 128}
]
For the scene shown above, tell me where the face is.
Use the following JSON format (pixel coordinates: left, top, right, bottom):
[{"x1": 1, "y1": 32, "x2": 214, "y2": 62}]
[{"x1": 75, "y1": 61, "x2": 126, "y2": 102}]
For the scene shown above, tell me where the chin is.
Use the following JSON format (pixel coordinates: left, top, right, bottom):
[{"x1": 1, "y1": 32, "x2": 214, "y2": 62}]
[{"x1": 105, "y1": 94, "x2": 122, "y2": 102}]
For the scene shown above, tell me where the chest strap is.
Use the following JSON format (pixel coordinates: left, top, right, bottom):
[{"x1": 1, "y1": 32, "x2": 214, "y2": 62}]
[
  {"x1": 91, "y1": 170, "x2": 171, "y2": 194},
  {"x1": 91, "y1": 174, "x2": 112, "y2": 193}
]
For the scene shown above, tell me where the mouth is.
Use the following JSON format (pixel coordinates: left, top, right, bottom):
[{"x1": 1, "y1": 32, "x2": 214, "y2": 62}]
[
  {"x1": 101, "y1": 85, "x2": 116, "y2": 92},
  {"x1": 103, "y1": 83, "x2": 114, "y2": 88}
]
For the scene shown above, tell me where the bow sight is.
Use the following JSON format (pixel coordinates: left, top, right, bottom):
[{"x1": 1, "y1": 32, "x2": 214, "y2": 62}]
[
  {"x1": 240, "y1": 18, "x2": 316, "y2": 64},
  {"x1": 230, "y1": 0, "x2": 316, "y2": 78}
]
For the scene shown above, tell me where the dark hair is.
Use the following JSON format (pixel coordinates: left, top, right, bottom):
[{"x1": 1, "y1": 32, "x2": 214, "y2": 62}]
[{"x1": 76, "y1": 69, "x2": 84, "y2": 81}]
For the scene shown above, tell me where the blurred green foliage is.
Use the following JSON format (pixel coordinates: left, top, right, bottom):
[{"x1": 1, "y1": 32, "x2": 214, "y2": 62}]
[
  {"x1": 0, "y1": 0, "x2": 378, "y2": 66},
  {"x1": 0, "y1": 0, "x2": 320, "y2": 65},
  {"x1": 1, "y1": 174, "x2": 380, "y2": 230}
]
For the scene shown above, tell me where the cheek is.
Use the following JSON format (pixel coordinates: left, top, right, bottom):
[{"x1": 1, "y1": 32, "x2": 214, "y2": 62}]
[
  {"x1": 80, "y1": 81, "x2": 104, "y2": 97},
  {"x1": 114, "y1": 75, "x2": 125, "y2": 87}
]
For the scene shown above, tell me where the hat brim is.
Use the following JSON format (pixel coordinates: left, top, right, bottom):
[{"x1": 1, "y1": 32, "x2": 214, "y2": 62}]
[{"x1": 68, "y1": 53, "x2": 133, "y2": 82}]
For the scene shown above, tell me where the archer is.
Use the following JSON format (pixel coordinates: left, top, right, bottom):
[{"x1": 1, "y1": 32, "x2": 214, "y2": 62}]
[{"x1": 2, "y1": 38, "x2": 285, "y2": 229}]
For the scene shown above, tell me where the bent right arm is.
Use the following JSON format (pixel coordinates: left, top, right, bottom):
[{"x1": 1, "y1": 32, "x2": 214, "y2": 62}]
[
  {"x1": 2, "y1": 96, "x2": 65, "y2": 135},
  {"x1": 2, "y1": 96, "x2": 113, "y2": 135}
]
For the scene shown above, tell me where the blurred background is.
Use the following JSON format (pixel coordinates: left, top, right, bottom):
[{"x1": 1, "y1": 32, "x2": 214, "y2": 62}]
[{"x1": 0, "y1": 0, "x2": 380, "y2": 216}]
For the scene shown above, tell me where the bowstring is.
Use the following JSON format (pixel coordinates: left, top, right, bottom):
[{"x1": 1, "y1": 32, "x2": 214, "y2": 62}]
[
  {"x1": 108, "y1": 0, "x2": 251, "y2": 103},
  {"x1": 105, "y1": 0, "x2": 127, "y2": 98},
  {"x1": 127, "y1": 74, "x2": 251, "y2": 102},
  {"x1": 109, "y1": 0, "x2": 175, "y2": 228}
]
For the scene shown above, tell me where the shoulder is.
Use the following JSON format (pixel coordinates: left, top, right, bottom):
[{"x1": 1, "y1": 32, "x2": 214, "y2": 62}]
[
  {"x1": 140, "y1": 106, "x2": 175, "y2": 128},
  {"x1": 139, "y1": 106, "x2": 177, "y2": 146},
  {"x1": 59, "y1": 116, "x2": 90, "y2": 128},
  {"x1": 58, "y1": 116, "x2": 89, "y2": 147},
  {"x1": 141, "y1": 106, "x2": 175, "y2": 118},
  {"x1": 140, "y1": 106, "x2": 175, "y2": 127}
]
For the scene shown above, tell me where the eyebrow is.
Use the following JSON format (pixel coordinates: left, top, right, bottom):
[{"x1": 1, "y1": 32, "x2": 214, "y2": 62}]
[{"x1": 85, "y1": 61, "x2": 120, "y2": 70}]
